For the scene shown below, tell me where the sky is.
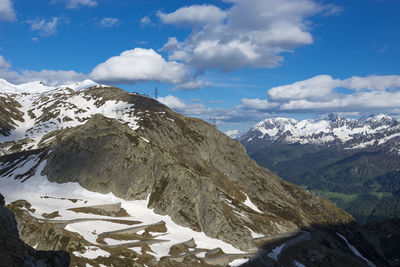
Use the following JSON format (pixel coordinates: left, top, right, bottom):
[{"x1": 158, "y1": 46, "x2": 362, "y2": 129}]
[{"x1": 0, "y1": 0, "x2": 400, "y2": 133}]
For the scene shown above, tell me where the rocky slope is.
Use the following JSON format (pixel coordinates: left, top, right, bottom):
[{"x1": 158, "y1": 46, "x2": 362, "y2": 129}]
[
  {"x1": 0, "y1": 193, "x2": 70, "y2": 266},
  {"x1": 0, "y1": 79, "x2": 391, "y2": 266}
]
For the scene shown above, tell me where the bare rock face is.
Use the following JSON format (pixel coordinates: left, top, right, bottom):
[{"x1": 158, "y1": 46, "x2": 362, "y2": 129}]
[
  {"x1": 0, "y1": 95, "x2": 24, "y2": 137},
  {"x1": 42, "y1": 93, "x2": 353, "y2": 251},
  {"x1": 0, "y1": 194, "x2": 70, "y2": 267}
]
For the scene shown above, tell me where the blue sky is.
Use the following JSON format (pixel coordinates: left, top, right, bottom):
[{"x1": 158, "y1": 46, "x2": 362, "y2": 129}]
[{"x1": 1, "y1": 0, "x2": 400, "y2": 133}]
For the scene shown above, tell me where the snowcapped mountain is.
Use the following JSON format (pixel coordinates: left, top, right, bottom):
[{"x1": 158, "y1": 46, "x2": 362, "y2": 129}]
[
  {"x1": 0, "y1": 79, "x2": 138, "y2": 155},
  {"x1": 0, "y1": 79, "x2": 390, "y2": 266},
  {"x1": 241, "y1": 115, "x2": 400, "y2": 226},
  {"x1": 240, "y1": 114, "x2": 400, "y2": 153}
]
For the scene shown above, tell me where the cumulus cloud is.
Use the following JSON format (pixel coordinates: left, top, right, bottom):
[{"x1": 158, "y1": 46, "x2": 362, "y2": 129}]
[
  {"x1": 241, "y1": 98, "x2": 279, "y2": 110},
  {"x1": 51, "y1": 0, "x2": 97, "y2": 9},
  {"x1": 175, "y1": 80, "x2": 203, "y2": 90},
  {"x1": 0, "y1": 0, "x2": 16, "y2": 21},
  {"x1": 159, "y1": 0, "x2": 339, "y2": 72},
  {"x1": 158, "y1": 5, "x2": 227, "y2": 26},
  {"x1": 89, "y1": 48, "x2": 202, "y2": 89},
  {"x1": 0, "y1": 54, "x2": 86, "y2": 86},
  {"x1": 140, "y1": 16, "x2": 153, "y2": 27},
  {"x1": 0, "y1": 55, "x2": 11, "y2": 69},
  {"x1": 242, "y1": 74, "x2": 400, "y2": 114},
  {"x1": 99, "y1": 17, "x2": 120, "y2": 28},
  {"x1": 158, "y1": 95, "x2": 208, "y2": 115},
  {"x1": 25, "y1": 17, "x2": 68, "y2": 36},
  {"x1": 160, "y1": 37, "x2": 183, "y2": 51},
  {"x1": 268, "y1": 75, "x2": 342, "y2": 101},
  {"x1": 344, "y1": 75, "x2": 400, "y2": 90}
]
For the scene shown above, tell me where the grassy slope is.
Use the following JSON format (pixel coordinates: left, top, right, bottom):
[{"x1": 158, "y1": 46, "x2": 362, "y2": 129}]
[{"x1": 244, "y1": 143, "x2": 400, "y2": 224}]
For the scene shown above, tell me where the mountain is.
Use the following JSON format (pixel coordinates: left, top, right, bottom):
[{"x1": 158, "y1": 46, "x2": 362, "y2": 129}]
[
  {"x1": 241, "y1": 114, "x2": 400, "y2": 151},
  {"x1": 0, "y1": 79, "x2": 391, "y2": 266},
  {"x1": 240, "y1": 115, "x2": 400, "y2": 224}
]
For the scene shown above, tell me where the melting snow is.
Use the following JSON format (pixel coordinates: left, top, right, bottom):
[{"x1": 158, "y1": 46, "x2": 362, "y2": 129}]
[
  {"x1": 294, "y1": 260, "x2": 306, "y2": 267},
  {"x1": 0, "y1": 157, "x2": 245, "y2": 262},
  {"x1": 268, "y1": 243, "x2": 285, "y2": 261},
  {"x1": 243, "y1": 193, "x2": 262, "y2": 213},
  {"x1": 140, "y1": 137, "x2": 150, "y2": 143},
  {"x1": 73, "y1": 246, "x2": 111, "y2": 259},
  {"x1": 336, "y1": 233, "x2": 375, "y2": 267},
  {"x1": 230, "y1": 258, "x2": 250, "y2": 266}
]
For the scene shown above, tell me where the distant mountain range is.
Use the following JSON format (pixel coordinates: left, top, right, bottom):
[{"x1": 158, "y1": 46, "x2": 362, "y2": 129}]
[
  {"x1": 240, "y1": 114, "x2": 400, "y2": 224},
  {"x1": 241, "y1": 113, "x2": 400, "y2": 152}
]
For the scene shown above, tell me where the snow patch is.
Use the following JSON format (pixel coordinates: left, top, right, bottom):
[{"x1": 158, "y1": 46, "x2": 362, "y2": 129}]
[
  {"x1": 73, "y1": 246, "x2": 110, "y2": 259},
  {"x1": 268, "y1": 243, "x2": 285, "y2": 261},
  {"x1": 140, "y1": 136, "x2": 150, "y2": 143},
  {"x1": 294, "y1": 260, "x2": 306, "y2": 267},
  {"x1": 243, "y1": 193, "x2": 262, "y2": 213},
  {"x1": 230, "y1": 258, "x2": 250, "y2": 266},
  {"x1": 336, "y1": 233, "x2": 375, "y2": 267}
]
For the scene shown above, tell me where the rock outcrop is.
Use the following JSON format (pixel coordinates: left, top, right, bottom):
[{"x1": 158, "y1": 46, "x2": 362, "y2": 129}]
[{"x1": 0, "y1": 194, "x2": 70, "y2": 267}]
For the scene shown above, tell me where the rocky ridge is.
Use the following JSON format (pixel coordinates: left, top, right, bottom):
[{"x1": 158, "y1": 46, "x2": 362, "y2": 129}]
[{"x1": 240, "y1": 114, "x2": 400, "y2": 154}]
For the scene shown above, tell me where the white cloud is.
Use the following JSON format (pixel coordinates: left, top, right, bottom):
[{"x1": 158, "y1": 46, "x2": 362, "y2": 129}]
[
  {"x1": 140, "y1": 16, "x2": 153, "y2": 26},
  {"x1": 268, "y1": 75, "x2": 342, "y2": 101},
  {"x1": 158, "y1": 95, "x2": 208, "y2": 115},
  {"x1": 25, "y1": 17, "x2": 68, "y2": 36},
  {"x1": 241, "y1": 98, "x2": 279, "y2": 110},
  {"x1": 0, "y1": 54, "x2": 86, "y2": 86},
  {"x1": 90, "y1": 48, "x2": 201, "y2": 88},
  {"x1": 0, "y1": 55, "x2": 10, "y2": 69},
  {"x1": 242, "y1": 74, "x2": 400, "y2": 114},
  {"x1": 160, "y1": 37, "x2": 183, "y2": 51},
  {"x1": 160, "y1": 0, "x2": 339, "y2": 72},
  {"x1": 0, "y1": 0, "x2": 16, "y2": 21},
  {"x1": 158, "y1": 5, "x2": 227, "y2": 26},
  {"x1": 51, "y1": 0, "x2": 97, "y2": 9},
  {"x1": 176, "y1": 80, "x2": 203, "y2": 90},
  {"x1": 2, "y1": 69, "x2": 86, "y2": 86},
  {"x1": 158, "y1": 95, "x2": 187, "y2": 109},
  {"x1": 344, "y1": 75, "x2": 400, "y2": 90},
  {"x1": 100, "y1": 17, "x2": 120, "y2": 28}
]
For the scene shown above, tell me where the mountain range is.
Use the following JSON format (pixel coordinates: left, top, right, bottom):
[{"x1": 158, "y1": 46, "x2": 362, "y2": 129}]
[
  {"x1": 240, "y1": 114, "x2": 400, "y2": 224},
  {"x1": 0, "y1": 78, "x2": 397, "y2": 266}
]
